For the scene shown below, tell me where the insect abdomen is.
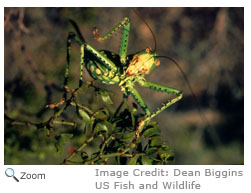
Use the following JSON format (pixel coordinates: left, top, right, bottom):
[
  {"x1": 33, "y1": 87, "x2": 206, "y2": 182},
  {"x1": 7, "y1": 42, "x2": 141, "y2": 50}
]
[{"x1": 86, "y1": 60, "x2": 120, "y2": 84}]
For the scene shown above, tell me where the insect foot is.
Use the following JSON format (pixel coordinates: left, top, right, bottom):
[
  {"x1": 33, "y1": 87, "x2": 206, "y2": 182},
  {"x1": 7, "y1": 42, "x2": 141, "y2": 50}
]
[{"x1": 93, "y1": 27, "x2": 104, "y2": 42}]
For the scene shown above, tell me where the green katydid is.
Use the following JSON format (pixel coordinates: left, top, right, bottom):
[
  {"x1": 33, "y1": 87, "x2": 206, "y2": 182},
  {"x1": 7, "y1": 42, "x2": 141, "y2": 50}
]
[{"x1": 62, "y1": 16, "x2": 183, "y2": 126}]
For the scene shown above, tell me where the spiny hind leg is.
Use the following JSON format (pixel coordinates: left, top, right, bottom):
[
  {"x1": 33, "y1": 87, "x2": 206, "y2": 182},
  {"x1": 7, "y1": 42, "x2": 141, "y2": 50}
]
[
  {"x1": 93, "y1": 17, "x2": 130, "y2": 64},
  {"x1": 134, "y1": 80, "x2": 182, "y2": 138},
  {"x1": 137, "y1": 80, "x2": 183, "y2": 120},
  {"x1": 92, "y1": 17, "x2": 130, "y2": 42}
]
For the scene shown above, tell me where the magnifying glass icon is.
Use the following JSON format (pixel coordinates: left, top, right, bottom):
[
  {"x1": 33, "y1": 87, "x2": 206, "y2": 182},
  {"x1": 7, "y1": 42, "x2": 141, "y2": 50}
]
[{"x1": 5, "y1": 168, "x2": 19, "y2": 182}]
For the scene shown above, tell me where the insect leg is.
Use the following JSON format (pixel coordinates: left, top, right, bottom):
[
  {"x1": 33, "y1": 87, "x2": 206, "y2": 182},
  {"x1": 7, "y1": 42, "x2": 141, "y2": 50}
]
[
  {"x1": 93, "y1": 17, "x2": 130, "y2": 65},
  {"x1": 65, "y1": 32, "x2": 85, "y2": 92},
  {"x1": 119, "y1": 18, "x2": 130, "y2": 65},
  {"x1": 85, "y1": 44, "x2": 117, "y2": 72},
  {"x1": 127, "y1": 86, "x2": 151, "y2": 116},
  {"x1": 46, "y1": 32, "x2": 84, "y2": 108},
  {"x1": 137, "y1": 80, "x2": 183, "y2": 119}
]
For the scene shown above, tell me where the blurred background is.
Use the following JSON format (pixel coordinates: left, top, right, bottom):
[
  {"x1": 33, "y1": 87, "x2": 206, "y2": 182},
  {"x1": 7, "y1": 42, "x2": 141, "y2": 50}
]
[{"x1": 4, "y1": 7, "x2": 244, "y2": 164}]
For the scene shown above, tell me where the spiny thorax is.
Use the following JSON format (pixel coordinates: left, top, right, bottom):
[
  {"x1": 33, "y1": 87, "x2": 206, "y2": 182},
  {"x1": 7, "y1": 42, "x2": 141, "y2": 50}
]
[{"x1": 125, "y1": 49, "x2": 159, "y2": 76}]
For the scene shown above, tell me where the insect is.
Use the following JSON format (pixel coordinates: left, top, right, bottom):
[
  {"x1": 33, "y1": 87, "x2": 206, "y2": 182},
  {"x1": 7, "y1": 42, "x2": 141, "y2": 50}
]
[{"x1": 63, "y1": 16, "x2": 183, "y2": 121}]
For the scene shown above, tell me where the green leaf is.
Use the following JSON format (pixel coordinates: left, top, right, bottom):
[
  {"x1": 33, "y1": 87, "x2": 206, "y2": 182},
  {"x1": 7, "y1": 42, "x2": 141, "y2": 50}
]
[
  {"x1": 90, "y1": 117, "x2": 95, "y2": 130},
  {"x1": 94, "y1": 109, "x2": 109, "y2": 120},
  {"x1": 90, "y1": 152, "x2": 99, "y2": 160},
  {"x1": 141, "y1": 155, "x2": 153, "y2": 165},
  {"x1": 146, "y1": 147, "x2": 162, "y2": 162},
  {"x1": 94, "y1": 122, "x2": 108, "y2": 134},
  {"x1": 81, "y1": 151, "x2": 89, "y2": 161},
  {"x1": 128, "y1": 154, "x2": 140, "y2": 165},
  {"x1": 159, "y1": 145, "x2": 173, "y2": 161},
  {"x1": 120, "y1": 131, "x2": 135, "y2": 142},
  {"x1": 55, "y1": 134, "x2": 73, "y2": 154},
  {"x1": 77, "y1": 109, "x2": 90, "y2": 132},
  {"x1": 79, "y1": 121, "x2": 87, "y2": 133},
  {"x1": 142, "y1": 127, "x2": 160, "y2": 138},
  {"x1": 78, "y1": 109, "x2": 90, "y2": 123},
  {"x1": 61, "y1": 133, "x2": 74, "y2": 139},
  {"x1": 150, "y1": 136, "x2": 161, "y2": 146},
  {"x1": 117, "y1": 143, "x2": 127, "y2": 152},
  {"x1": 147, "y1": 121, "x2": 158, "y2": 127},
  {"x1": 103, "y1": 121, "x2": 116, "y2": 130},
  {"x1": 99, "y1": 90, "x2": 113, "y2": 104},
  {"x1": 55, "y1": 137, "x2": 64, "y2": 153},
  {"x1": 146, "y1": 147, "x2": 158, "y2": 156}
]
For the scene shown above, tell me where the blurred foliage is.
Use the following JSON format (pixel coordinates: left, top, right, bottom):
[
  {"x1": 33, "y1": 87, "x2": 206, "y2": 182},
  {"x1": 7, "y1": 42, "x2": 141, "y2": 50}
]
[{"x1": 4, "y1": 8, "x2": 243, "y2": 164}]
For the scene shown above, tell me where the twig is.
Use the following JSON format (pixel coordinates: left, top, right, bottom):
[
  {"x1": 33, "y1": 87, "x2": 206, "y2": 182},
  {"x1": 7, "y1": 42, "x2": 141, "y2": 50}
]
[{"x1": 63, "y1": 134, "x2": 96, "y2": 164}]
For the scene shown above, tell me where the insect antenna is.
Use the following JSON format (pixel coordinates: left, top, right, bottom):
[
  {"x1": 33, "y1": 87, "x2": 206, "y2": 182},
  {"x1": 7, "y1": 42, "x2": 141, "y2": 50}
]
[
  {"x1": 69, "y1": 19, "x2": 86, "y2": 43},
  {"x1": 157, "y1": 55, "x2": 210, "y2": 129},
  {"x1": 132, "y1": 9, "x2": 157, "y2": 51}
]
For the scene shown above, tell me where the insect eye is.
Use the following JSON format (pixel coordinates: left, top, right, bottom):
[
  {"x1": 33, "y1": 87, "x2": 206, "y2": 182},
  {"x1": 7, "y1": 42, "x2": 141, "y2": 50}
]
[
  {"x1": 145, "y1": 47, "x2": 152, "y2": 53},
  {"x1": 155, "y1": 60, "x2": 160, "y2": 66}
]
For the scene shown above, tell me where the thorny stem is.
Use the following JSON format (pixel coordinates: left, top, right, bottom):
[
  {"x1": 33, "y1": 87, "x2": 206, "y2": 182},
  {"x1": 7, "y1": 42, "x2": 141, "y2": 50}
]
[
  {"x1": 53, "y1": 120, "x2": 76, "y2": 127},
  {"x1": 64, "y1": 134, "x2": 115, "y2": 165},
  {"x1": 70, "y1": 102, "x2": 93, "y2": 114},
  {"x1": 5, "y1": 114, "x2": 75, "y2": 129}
]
